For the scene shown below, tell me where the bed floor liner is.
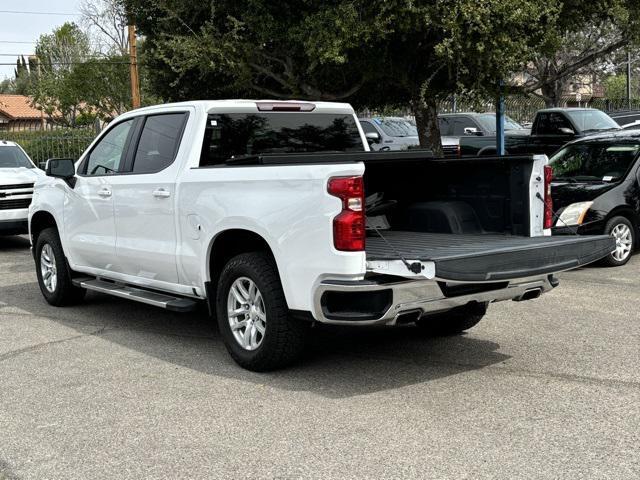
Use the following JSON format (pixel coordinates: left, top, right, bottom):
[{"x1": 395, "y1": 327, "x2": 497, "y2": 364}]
[{"x1": 366, "y1": 231, "x2": 616, "y2": 282}]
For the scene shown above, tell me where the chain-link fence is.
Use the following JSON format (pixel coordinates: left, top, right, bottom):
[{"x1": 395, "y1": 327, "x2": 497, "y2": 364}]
[
  {"x1": 361, "y1": 95, "x2": 640, "y2": 126},
  {"x1": 0, "y1": 122, "x2": 100, "y2": 168}
]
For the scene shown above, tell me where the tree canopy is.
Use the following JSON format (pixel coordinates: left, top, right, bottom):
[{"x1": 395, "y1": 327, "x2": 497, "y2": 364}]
[{"x1": 124, "y1": 0, "x2": 555, "y2": 153}]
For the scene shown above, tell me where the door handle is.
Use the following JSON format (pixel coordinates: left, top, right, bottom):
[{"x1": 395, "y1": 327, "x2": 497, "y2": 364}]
[
  {"x1": 97, "y1": 187, "x2": 112, "y2": 198},
  {"x1": 152, "y1": 188, "x2": 171, "y2": 198}
]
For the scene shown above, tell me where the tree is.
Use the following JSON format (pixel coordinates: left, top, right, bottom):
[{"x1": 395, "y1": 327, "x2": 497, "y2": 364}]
[
  {"x1": 69, "y1": 55, "x2": 131, "y2": 119},
  {"x1": 124, "y1": 0, "x2": 553, "y2": 154},
  {"x1": 32, "y1": 23, "x2": 92, "y2": 125},
  {"x1": 519, "y1": 0, "x2": 640, "y2": 106},
  {"x1": 13, "y1": 56, "x2": 32, "y2": 95},
  {"x1": 80, "y1": 0, "x2": 129, "y2": 55}
]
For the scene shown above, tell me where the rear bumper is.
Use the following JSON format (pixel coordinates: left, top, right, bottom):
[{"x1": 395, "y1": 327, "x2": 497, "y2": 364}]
[{"x1": 313, "y1": 274, "x2": 557, "y2": 325}]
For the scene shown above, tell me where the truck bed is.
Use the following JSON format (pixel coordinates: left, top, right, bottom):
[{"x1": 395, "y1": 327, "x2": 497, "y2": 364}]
[{"x1": 366, "y1": 232, "x2": 615, "y2": 282}]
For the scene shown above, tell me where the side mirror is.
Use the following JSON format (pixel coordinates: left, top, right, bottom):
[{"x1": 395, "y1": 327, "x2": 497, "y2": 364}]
[
  {"x1": 46, "y1": 158, "x2": 76, "y2": 186},
  {"x1": 365, "y1": 132, "x2": 381, "y2": 144},
  {"x1": 558, "y1": 127, "x2": 575, "y2": 135},
  {"x1": 464, "y1": 127, "x2": 482, "y2": 136}
]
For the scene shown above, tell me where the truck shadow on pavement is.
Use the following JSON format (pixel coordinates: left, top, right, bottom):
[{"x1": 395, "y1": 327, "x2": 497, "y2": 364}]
[{"x1": 2, "y1": 274, "x2": 511, "y2": 398}]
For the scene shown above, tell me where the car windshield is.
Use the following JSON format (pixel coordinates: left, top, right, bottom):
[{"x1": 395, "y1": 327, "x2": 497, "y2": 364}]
[
  {"x1": 475, "y1": 114, "x2": 523, "y2": 132},
  {"x1": 375, "y1": 118, "x2": 418, "y2": 137},
  {"x1": 0, "y1": 146, "x2": 34, "y2": 168},
  {"x1": 550, "y1": 143, "x2": 639, "y2": 181},
  {"x1": 200, "y1": 112, "x2": 364, "y2": 165},
  {"x1": 565, "y1": 110, "x2": 620, "y2": 132}
]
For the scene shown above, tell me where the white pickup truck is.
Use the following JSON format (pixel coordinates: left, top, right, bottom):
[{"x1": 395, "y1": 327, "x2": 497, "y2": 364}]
[
  {"x1": 29, "y1": 100, "x2": 614, "y2": 370},
  {"x1": 1, "y1": 141, "x2": 43, "y2": 236}
]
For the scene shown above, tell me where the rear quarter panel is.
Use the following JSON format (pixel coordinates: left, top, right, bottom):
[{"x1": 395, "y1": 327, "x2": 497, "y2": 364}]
[{"x1": 177, "y1": 162, "x2": 366, "y2": 311}]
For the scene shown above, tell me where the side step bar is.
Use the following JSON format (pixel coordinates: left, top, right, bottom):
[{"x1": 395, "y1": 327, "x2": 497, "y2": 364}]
[{"x1": 72, "y1": 278, "x2": 198, "y2": 312}]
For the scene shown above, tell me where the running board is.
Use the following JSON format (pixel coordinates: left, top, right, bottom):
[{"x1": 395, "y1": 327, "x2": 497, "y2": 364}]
[{"x1": 72, "y1": 278, "x2": 197, "y2": 312}]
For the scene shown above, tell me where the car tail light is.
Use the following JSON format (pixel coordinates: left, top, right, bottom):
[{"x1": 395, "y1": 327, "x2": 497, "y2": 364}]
[
  {"x1": 544, "y1": 165, "x2": 553, "y2": 229},
  {"x1": 256, "y1": 102, "x2": 316, "y2": 112},
  {"x1": 328, "y1": 176, "x2": 365, "y2": 251}
]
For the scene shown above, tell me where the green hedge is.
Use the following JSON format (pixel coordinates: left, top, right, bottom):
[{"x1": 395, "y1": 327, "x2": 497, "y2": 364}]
[{"x1": 1, "y1": 128, "x2": 98, "y2": 167}]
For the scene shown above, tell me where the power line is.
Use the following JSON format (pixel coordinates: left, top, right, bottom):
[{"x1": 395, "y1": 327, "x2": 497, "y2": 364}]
[
  {"x1": 0, "y1": 61, "x2": 131, "y2": 66},
  {"x1": 0, "y1": 10, "x2": 79, "y2": 16},
  {"x1": 0, "y1": 54, "x2": 129, "y2": 58}
]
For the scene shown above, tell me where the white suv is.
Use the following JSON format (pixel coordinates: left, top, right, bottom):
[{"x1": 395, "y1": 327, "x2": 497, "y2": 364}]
[{"x1": 0, "y1": 141, "x2": 43, "y2": 236}]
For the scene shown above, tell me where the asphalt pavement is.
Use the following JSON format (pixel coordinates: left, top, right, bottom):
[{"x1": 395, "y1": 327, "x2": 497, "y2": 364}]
[{"x1": 0, "y1": 235, "x2": 638, "y2": 479}]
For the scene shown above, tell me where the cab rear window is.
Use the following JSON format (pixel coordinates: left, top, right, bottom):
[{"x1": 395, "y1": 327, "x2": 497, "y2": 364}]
[{"x1": 199, "y1": 113, "x2": 364, "y2": 166}]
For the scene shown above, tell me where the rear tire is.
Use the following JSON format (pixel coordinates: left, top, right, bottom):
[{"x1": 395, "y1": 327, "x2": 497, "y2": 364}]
[
  {"x1": 415, "y1": 301, "x2": 488, "y2": 336},
  {"x1": 34, "y1": 228, "x2": 86, "y2": 306},
  {"x1": 601, "y1": 216, "x2": 634, "y2": 267},
  {"x1": 216, "y1": 252, "x2": 307, "y2": 371}
]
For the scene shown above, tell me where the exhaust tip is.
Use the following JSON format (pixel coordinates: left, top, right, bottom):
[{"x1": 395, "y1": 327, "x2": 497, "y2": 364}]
[{"x1": 514, "y1": 288, "x2": 542, "y2": 302}]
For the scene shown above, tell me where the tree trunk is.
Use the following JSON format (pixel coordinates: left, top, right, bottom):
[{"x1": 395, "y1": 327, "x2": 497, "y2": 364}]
[
  {"x1": 540, "y1": 78, "x2": 566, "y2": 108},
  {"x1": 412, "y1": 93, "x2": 443, "y2": 157}
]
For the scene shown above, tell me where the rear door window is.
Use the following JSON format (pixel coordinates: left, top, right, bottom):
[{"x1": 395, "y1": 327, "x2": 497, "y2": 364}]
[
  {"x1": 131, "y1": 113, "x2": 187, "y2": 174},
  {"x1": 535, "y1": 113, "x2": 572, "y2": 135}
]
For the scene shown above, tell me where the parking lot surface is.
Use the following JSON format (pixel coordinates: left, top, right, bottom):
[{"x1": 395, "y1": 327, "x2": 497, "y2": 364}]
[{"x1": 1, "y1": 235, "x2": 639, "y2": 479}]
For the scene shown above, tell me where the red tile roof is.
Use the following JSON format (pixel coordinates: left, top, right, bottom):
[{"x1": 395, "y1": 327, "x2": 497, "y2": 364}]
[{"x1": 0, "y1": 94, "x2": 43, "y2": 120}]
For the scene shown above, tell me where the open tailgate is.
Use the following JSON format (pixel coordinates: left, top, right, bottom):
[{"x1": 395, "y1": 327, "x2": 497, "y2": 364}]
[{"x1": 366, "y1": 232, "x2": 615, "y2": 282}]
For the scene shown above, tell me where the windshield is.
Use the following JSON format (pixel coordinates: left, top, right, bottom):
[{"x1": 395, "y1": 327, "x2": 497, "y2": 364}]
[
  {"x1": 475, "y1": 114, "x2": 523, "y2": 132},
  {"x1": 0, "y1": 146, "x2": 34, "y2": 169},
  {"x1": 200, "y1": 113, "x2": 364, "y2": 166},
  {"x1": 566, "y1": 110, "x2": 620, "y2": 132},
  {"x1": 375, "y1": 118, "x2": 418, "y2": 137},
  {"x1": 550, "y1": 143, "x2": 639, "y2": 181}
]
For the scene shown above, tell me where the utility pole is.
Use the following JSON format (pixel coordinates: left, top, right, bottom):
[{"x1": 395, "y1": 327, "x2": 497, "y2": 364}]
[
  {"x1": 627, "y1": 51, "x2": 632, "y2": 110},
  {"x1": 128, "y1": 24, "x2": 140, "y2": 109},
  {"x1": 496, "y1": 79, "x2": 505, "y2": 156}
]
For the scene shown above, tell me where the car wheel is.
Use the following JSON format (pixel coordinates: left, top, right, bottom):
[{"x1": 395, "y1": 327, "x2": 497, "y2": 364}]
[
  {"x1": 216, "y1": 252, "x2": 308, "y2": 371},
  {"x1": 601, "y1": 216, "x2": 635, "y2": 267},
  {"x1": 415, "y1": 301, "x2": 488, "y2": 336},
  {"x1": 34, "y1": 228, "x2": 86, "y2": 306}
]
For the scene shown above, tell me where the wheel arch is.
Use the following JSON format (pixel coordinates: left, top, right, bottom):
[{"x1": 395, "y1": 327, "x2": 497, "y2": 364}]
[
  {"x1": 30, "y1": 210, "x2": 58, "y2": 246},
  {"x1": 206, "y1": 229, "x2": 282, "y2": 304}
]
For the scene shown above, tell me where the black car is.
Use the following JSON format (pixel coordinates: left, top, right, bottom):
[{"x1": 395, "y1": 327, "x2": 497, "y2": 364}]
[{"x1": 550, "y1": 130, "x2": 640, "y2": 266}]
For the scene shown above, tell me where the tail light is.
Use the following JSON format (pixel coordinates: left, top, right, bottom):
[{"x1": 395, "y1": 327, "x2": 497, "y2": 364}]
[
  {"x1": 544, "y1": 165, "x2": 553, "y2": 229},
  {"x1": 328, "y1": 176, "x2": 365, "y2": 251}
]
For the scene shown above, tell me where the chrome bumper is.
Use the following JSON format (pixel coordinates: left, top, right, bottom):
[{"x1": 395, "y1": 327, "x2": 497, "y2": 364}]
[{"x1": 313, "y1": 275, "x2": 556, "y2": 326}]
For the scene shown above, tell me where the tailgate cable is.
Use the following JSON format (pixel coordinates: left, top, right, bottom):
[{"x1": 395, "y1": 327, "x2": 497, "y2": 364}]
[
  {"x1": 370, "y1": 227, "x2": 424, "y2": 274},
  {"x1": 535, "y1": 192, "x2": 579, "y2": 235}
]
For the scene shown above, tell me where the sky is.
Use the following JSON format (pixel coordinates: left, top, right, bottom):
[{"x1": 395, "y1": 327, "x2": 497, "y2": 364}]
[{"x1": 0, "y1": 0, "x2": 82, "y2": 79}]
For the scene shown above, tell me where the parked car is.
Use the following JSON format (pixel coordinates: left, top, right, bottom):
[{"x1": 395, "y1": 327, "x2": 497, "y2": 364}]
[
  {"x1": 359, "y1": 116, "x2": 459, "y2": 156},
  {"x1": 358, "y1": 116, "x2": 419, "y2": 151},
  {"x1": 608, "y1": 110, "x2": 640, "y2": 127},
  {"x1": 438, "y1": 112, "x2": 528, "y2": 137},
  {"x1": 30, "y1": 100, "x2": 614, "y2": 370},
  {"x1": 620, "y1": 119, "x2": 640, "y2": 130},
  {"x1": 459, "y1": 108, "x2": 621, "y2": 157},
  {"x1": 0, "y1": 140, "x2": 43, "y2": 236},
  {"x1": 550, "y1": 130, "x2": 640, "y2": 266}
]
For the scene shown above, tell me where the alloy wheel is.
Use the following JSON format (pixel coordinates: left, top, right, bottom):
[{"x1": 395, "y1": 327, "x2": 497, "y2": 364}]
[
  {"x1": 40, "y1": 243, "x2": 58, "y2": 293},
  {"x1": 611, "y1": 223, "x2": 633, "y2": 262},
  {"x1": 227, "y1": 277, "x2": 267, "y2": 351}
]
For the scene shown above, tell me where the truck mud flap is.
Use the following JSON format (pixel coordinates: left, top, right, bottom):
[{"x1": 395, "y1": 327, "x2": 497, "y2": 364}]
[{"x1": 366, "y1": 232, "x2": 616, "y2": 282}]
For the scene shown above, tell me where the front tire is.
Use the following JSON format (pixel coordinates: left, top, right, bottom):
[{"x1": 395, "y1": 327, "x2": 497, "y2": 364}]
[
  {"x1": 601, "y1": 216, "x2": 635, "y2": 267},
  {"x1": 34, "y1": 228, "x2": 86, "y2": 306},
  {"x1": 216, "y1": 252, "x2": 307, "y2": 371},
  {"x1": 415, "y1": 301, "x2": 488, "y2": 336}
]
